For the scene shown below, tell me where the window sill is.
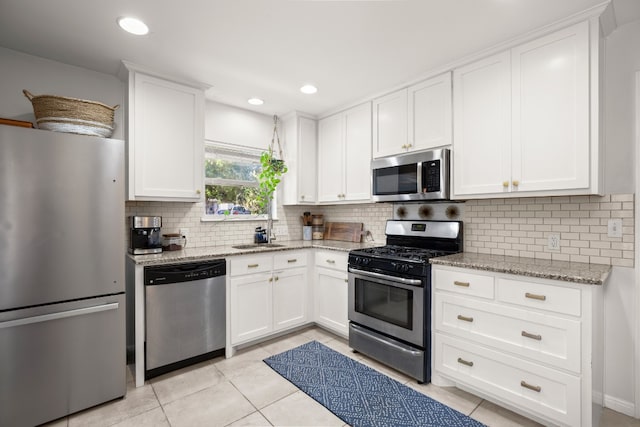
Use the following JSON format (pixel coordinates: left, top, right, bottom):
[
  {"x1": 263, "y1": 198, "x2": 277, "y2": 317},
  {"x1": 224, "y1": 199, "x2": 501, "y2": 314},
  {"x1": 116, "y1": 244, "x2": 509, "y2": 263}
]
[{"x1": 201, "y1": 215, "x2": 279, "y2": 223}]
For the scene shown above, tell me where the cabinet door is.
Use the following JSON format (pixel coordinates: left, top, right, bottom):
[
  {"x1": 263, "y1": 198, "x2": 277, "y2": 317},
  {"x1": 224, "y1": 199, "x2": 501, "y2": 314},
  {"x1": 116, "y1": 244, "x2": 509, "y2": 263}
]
[
  {"x1": 511, "y1": 21, "x2": 589, "y2": 193},
  {"x1": 314, "y1": 267, "x2": 349, "y2": 337},
  {"x1": 273, "y1": 268, "x2": 308, "y2": 331},
  {"x1": 372, "y1": 89, "x2": 408, "y2": 158},
  {"x1": 131, "y1": 73, "x2": 204, "y2": 200},
  {"x1": 317, "y1": 114, "x2": 344, "y2": 202},
  {"x1": 343, "y1": 102, "x2": 372, "y2": 201},
  {"x1": 408, "y1": 73, "x2": 452, "y2": 151},
  {"x1": 297, "y1": 117, "x2": 318, "y2": 203},
  {"x1": 230, "y1": 275, "x2": 272, "y2": 344},
  {"x1": 453, "y1": 51, "x2": 511, "y2": 197}
]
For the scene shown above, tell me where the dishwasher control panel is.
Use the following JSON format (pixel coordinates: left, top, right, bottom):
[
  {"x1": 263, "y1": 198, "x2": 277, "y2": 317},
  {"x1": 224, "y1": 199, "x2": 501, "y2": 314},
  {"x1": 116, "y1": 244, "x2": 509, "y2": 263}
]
[{"x1": 144, "y1": 259, "x2": 226, "y2": 285}]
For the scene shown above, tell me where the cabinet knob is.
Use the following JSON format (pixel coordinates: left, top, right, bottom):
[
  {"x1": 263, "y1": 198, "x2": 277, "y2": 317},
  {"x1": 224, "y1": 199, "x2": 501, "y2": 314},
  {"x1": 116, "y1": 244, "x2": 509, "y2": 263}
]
[
  {"x1": 300, "y1": 195, "x2": 305, "y2": 200},
  {"x1": 401, "y1": 144, "x2": 407, "y2": 149},
  {"x1": 196, "y1": 189, "x2": 201, "y2": 195},
  {"x1": 502, "y1": 181, "x2": 509, "y2": 188},
  {"x1": 512, "y1": 180, "x2": 520, "y2": 187},
  {"x1": 407, "y1": 143, "x2": 413, "y2": 149}
]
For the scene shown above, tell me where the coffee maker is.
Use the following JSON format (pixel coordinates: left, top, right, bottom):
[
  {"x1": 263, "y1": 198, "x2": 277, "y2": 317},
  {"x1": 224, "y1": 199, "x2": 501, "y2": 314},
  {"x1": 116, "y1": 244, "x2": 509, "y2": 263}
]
[{"x1": 129, "y1": 216, "x2": 162, "y2": 255}]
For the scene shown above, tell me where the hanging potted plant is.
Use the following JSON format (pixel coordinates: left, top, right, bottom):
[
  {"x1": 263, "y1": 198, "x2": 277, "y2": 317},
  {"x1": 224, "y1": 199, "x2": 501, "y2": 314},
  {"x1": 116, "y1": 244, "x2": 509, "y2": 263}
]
[{"x1": 256, "y1": 116, "x2": 287, "y2": 242}]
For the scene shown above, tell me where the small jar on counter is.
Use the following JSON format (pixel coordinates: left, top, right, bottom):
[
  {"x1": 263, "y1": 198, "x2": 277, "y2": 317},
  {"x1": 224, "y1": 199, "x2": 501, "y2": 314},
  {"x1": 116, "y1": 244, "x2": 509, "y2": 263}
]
[{"x1": 312, "y1": 225, "x2": 324, "y2": 240}]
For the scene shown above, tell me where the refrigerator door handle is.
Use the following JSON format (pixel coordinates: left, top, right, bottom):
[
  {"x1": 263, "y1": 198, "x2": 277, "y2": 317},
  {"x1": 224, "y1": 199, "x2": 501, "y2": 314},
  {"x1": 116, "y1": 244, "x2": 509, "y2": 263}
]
[{"x1": 0, "y1": 302, "x2": 120, "y2": 329}]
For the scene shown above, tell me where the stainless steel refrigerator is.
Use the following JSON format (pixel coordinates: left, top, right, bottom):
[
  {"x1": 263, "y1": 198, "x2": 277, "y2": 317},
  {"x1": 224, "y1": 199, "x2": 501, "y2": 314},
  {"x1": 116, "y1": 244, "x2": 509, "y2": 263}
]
[{"x1": 0, "y1": 125, "x2": 126, "y2": 427}]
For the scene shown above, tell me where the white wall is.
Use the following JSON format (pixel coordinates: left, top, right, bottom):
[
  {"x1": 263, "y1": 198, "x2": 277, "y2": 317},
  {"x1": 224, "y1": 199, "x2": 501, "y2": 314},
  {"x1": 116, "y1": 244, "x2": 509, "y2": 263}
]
[
  {"x1": 600, "y1": 19, "x2": 640, "y2": 415},
  {"x1": 205, "y1": 101, "x2": 274, "y2": 150},
  {"x1": 0, "y1": 47, "x2": 125, "y2": 139},
  {"x1": 604, "y1": 20, "x2": 640, "y2": 194}
]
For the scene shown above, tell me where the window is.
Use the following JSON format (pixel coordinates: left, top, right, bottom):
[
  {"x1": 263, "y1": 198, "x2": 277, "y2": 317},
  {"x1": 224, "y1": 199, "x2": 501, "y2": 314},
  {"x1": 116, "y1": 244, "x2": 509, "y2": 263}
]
[{"x1": 204, "y1": 141, "x2": 272, "y2": 218}]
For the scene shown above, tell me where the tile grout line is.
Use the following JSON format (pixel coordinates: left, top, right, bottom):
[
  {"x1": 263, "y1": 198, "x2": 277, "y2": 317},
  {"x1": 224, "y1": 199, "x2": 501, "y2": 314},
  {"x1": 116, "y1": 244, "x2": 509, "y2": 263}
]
[
  {"x1": 150, "y1": 383, "x2": 174, "y2": 427},
  {"x1": 468, "y1": 398, "x2": 484, "y2": 418}
]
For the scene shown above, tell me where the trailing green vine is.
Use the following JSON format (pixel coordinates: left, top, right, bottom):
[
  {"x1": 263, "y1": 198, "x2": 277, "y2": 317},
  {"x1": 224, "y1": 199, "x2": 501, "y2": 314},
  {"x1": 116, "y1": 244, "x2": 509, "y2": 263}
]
[{"x1": 255, "y1": 116, "x2": 287, "y2": 213}]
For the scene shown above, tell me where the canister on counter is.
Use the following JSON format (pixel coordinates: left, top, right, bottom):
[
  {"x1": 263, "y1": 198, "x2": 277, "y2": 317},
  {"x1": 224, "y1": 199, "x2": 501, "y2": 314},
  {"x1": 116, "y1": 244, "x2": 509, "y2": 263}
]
[{"x1": 312, "y1": 225, "x2": 324, "y2": 240}]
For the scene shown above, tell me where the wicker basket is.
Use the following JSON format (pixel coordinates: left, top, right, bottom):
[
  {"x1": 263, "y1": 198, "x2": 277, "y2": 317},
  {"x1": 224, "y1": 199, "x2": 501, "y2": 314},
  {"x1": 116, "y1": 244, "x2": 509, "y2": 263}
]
[{"x1": 23, "y1": 89, "x2": 119, "y2": 138}]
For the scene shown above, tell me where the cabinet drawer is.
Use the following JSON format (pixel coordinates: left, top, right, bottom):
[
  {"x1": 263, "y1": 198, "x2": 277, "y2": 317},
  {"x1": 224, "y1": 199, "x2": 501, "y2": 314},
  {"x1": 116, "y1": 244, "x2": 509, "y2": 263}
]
[
  {"x1": 229, "y1": 255, "x2": 273, "y2": 276},
  {"x1": 435, "y1": 293, "x2": 581, "y2": 373},
  {"x1": 434, "y1": 333, "x2": 580, "y2": 427},
  {"x1": 433, "y1": 268, "x2": 494, "y2": 299},
  {"x1": 274, "y1": 250, "x2": 308, "y2": 270},
  {"x1": 497, "y1": 278, "x2": 581, "y2": 317},
  {"x1": 315, "y1": 251, "x2": 348, "y2": 271}
]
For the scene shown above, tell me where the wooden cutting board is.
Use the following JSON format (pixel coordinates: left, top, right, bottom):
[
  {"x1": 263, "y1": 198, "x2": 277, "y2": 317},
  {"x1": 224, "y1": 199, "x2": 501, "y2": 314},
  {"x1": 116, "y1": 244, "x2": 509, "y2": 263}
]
[{"x1": 324, "y1": 222, "x2": 363, "y2": 242}]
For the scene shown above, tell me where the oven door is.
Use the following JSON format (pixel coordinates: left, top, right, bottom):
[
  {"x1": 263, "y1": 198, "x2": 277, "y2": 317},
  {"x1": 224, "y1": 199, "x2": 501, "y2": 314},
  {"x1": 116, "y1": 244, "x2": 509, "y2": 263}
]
[{"x1": 348, "y1": 268, "x2": 424, "y2": 347}]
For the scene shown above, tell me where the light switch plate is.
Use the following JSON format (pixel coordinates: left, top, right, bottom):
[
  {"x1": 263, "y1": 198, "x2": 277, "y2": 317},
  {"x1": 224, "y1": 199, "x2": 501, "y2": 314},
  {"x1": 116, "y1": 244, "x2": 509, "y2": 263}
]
[{"x1": 607, "y1": 219, "x2": 622, "y2": 238}]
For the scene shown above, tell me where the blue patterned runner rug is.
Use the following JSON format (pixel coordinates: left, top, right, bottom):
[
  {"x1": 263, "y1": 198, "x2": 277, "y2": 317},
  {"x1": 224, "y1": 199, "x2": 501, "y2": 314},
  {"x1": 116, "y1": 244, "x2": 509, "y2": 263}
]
[{"x1": 264, "y1": 340, "x2": 485, "y2": 427}]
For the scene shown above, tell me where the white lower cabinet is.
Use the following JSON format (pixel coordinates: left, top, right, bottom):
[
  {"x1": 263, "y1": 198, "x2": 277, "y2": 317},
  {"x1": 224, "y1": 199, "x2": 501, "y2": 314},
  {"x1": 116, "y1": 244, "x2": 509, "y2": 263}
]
[
  {"x1": 432, "y1": 265, "x2": 603, "y2": 427},
  {"x1": 229, "y1": 251, "x2": 308, "y2": 345},
  {"x1": 314, "y1": 251, "x2": 349, "y2": 337}
]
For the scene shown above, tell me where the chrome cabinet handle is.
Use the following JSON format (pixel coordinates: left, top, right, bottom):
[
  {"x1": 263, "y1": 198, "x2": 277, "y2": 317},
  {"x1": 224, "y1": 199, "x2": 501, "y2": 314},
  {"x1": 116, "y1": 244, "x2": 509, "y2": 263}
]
[
  {"x1": 522, "y1": 331, "x2": 542, "y2": 341},
  {"x1": 457, "y1": 357, "x2": 473, "y2": 367},
  {"x1": 525, "y1": 292, "x2": 546, "y2": 301},
  {"x1": 457, "y1": 315, "x2": 473, "y2": 323},
  {"x1": 454, "y1": 281, "x2": 470, "y2": 287},
  {"x1": 521, "y1": 380, "x2": 541, "y2": 392}
]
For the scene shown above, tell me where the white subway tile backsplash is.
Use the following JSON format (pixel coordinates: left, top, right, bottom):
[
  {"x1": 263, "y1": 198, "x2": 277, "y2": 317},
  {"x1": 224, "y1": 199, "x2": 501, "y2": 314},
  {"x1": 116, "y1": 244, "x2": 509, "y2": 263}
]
[
  {"x1": 463, "y1": 194, "x2": 634, "y2": 267},
  {"x1": 125, "y1": 192, "x2": 633, "y2": 268}
]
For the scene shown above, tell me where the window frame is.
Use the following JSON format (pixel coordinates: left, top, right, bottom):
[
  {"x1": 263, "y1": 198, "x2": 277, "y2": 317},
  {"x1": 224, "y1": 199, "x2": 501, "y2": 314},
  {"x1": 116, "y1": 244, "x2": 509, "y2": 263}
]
[{"x1": 201, "y1": 140, "x2": 278, "y2": 222}]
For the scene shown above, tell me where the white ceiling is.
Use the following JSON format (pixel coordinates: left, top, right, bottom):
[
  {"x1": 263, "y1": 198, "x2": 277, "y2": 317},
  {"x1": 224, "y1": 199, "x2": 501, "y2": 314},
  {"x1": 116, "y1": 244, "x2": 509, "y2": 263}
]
[{"x1": 0, "y1": 0, "x2": 638, "y2": 118}]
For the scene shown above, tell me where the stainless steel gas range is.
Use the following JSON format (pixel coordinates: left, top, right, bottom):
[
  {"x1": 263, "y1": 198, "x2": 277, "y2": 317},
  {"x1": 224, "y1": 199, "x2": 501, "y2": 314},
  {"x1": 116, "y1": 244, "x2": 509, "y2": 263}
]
[{"x1": 348, "y1": 219, "x2": 463, "y2": 383}]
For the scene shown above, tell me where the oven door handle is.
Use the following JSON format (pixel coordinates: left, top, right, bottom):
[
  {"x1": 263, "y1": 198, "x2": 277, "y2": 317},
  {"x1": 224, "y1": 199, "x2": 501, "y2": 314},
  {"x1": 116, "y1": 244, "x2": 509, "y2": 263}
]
[{"x1": 348, "y1": 267, "x2": 424, "y2": 286}]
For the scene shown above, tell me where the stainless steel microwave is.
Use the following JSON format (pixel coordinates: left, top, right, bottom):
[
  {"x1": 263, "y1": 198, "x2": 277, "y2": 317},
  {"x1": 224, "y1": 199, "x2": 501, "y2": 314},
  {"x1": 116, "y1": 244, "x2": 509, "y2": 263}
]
[{"x1": 371, "y1": 148, "x2": 450, "y2": 202}]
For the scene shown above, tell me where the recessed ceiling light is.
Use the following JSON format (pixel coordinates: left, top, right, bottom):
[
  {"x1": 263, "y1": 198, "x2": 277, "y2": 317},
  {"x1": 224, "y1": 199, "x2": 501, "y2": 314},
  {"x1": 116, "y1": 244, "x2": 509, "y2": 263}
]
[
  {"x1": 117, "y1": 17, "x2": 149, "y2": 35},
  {"x1": 247, "y1": 98, "x2": 264, "y2": 106},
  {"x1": 300, "y1": 85, "x2": 318, "y2": 94}
]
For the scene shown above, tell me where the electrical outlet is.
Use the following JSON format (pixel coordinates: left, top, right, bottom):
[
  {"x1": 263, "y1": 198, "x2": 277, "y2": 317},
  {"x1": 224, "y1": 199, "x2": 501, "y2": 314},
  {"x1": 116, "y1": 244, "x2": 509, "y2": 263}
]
[
  {"x1": 179, "y1": 228, "x2": 189, "y2": 238},
  {"x1": 608, "y1": 219, "x2": 622, "y2": 238},
  {"x1": 548, "y1": 233, "x2": 560, "y2": 251}
]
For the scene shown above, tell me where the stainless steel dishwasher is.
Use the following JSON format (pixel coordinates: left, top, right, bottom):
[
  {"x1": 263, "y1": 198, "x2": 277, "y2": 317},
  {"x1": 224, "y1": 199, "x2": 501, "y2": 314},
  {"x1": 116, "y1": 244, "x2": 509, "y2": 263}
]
[{"x1": 144, "y1": 259, "x2": 226, "y2": 379}]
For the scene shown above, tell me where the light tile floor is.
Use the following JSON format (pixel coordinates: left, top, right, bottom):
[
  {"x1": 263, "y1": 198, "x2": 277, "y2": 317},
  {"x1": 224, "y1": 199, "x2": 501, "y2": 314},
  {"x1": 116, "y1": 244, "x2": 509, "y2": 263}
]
[{"x1": 45, "y1": 326, "x2": 640, "y2": 427}]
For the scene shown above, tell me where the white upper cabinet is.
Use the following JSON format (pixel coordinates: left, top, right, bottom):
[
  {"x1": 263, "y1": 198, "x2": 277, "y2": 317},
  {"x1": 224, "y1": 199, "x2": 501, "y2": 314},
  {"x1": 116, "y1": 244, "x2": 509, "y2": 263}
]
[
  {"x1": 453, "y1": 21, "x2": 596, "y2": 198},
  {"x1": 511, "y1": 22, "x2": 590, "y2": 193},
  {"x1": 408, "y1": 73, "x2": 452, "y2": 153},
  {"x1": 372, "y1": 89, "x2": 408, "y2": 158},
  {"x1": 453, "y1": 52, "x2": 512, "y2": 196},
  {"x1": 373, "y1": 73, "x2": 452, "y2": 158},
  {"x1": 125, "y1": 66, "x2": 205, "y2": 201},
  {"x1": 281, "y1": 113, "x2": 317, "y2": 205},
  {"x1": 318, "y1": 102, "x2": 372, "y2": 203}
]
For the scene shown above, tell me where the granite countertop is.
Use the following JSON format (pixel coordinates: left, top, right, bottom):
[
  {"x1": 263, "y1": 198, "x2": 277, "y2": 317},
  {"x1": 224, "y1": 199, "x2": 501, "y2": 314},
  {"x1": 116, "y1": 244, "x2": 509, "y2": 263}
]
[
  {"x1": 430, "y1": 252, "x2": 611, "y2": 285},
  {"x1": 128, "y1": 239, "x2": 379, "y2": 266}
]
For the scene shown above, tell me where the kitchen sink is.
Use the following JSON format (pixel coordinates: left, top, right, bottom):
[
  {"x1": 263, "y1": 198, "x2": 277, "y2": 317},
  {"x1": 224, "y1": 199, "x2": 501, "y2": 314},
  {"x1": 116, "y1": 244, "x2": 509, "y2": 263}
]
[{"x1": 231, "y1": 243, "x2": 285, "y2": 249}]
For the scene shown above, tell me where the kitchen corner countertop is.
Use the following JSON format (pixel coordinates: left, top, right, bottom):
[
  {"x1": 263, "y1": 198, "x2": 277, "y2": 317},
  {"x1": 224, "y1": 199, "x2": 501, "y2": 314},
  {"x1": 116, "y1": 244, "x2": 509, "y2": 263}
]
[
  {"x1": 430, "y1": 252, "x2": 612, "y2": 285},
  {"x1": 127, "y1": 239, "x2": 379, "y2": 266}
]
